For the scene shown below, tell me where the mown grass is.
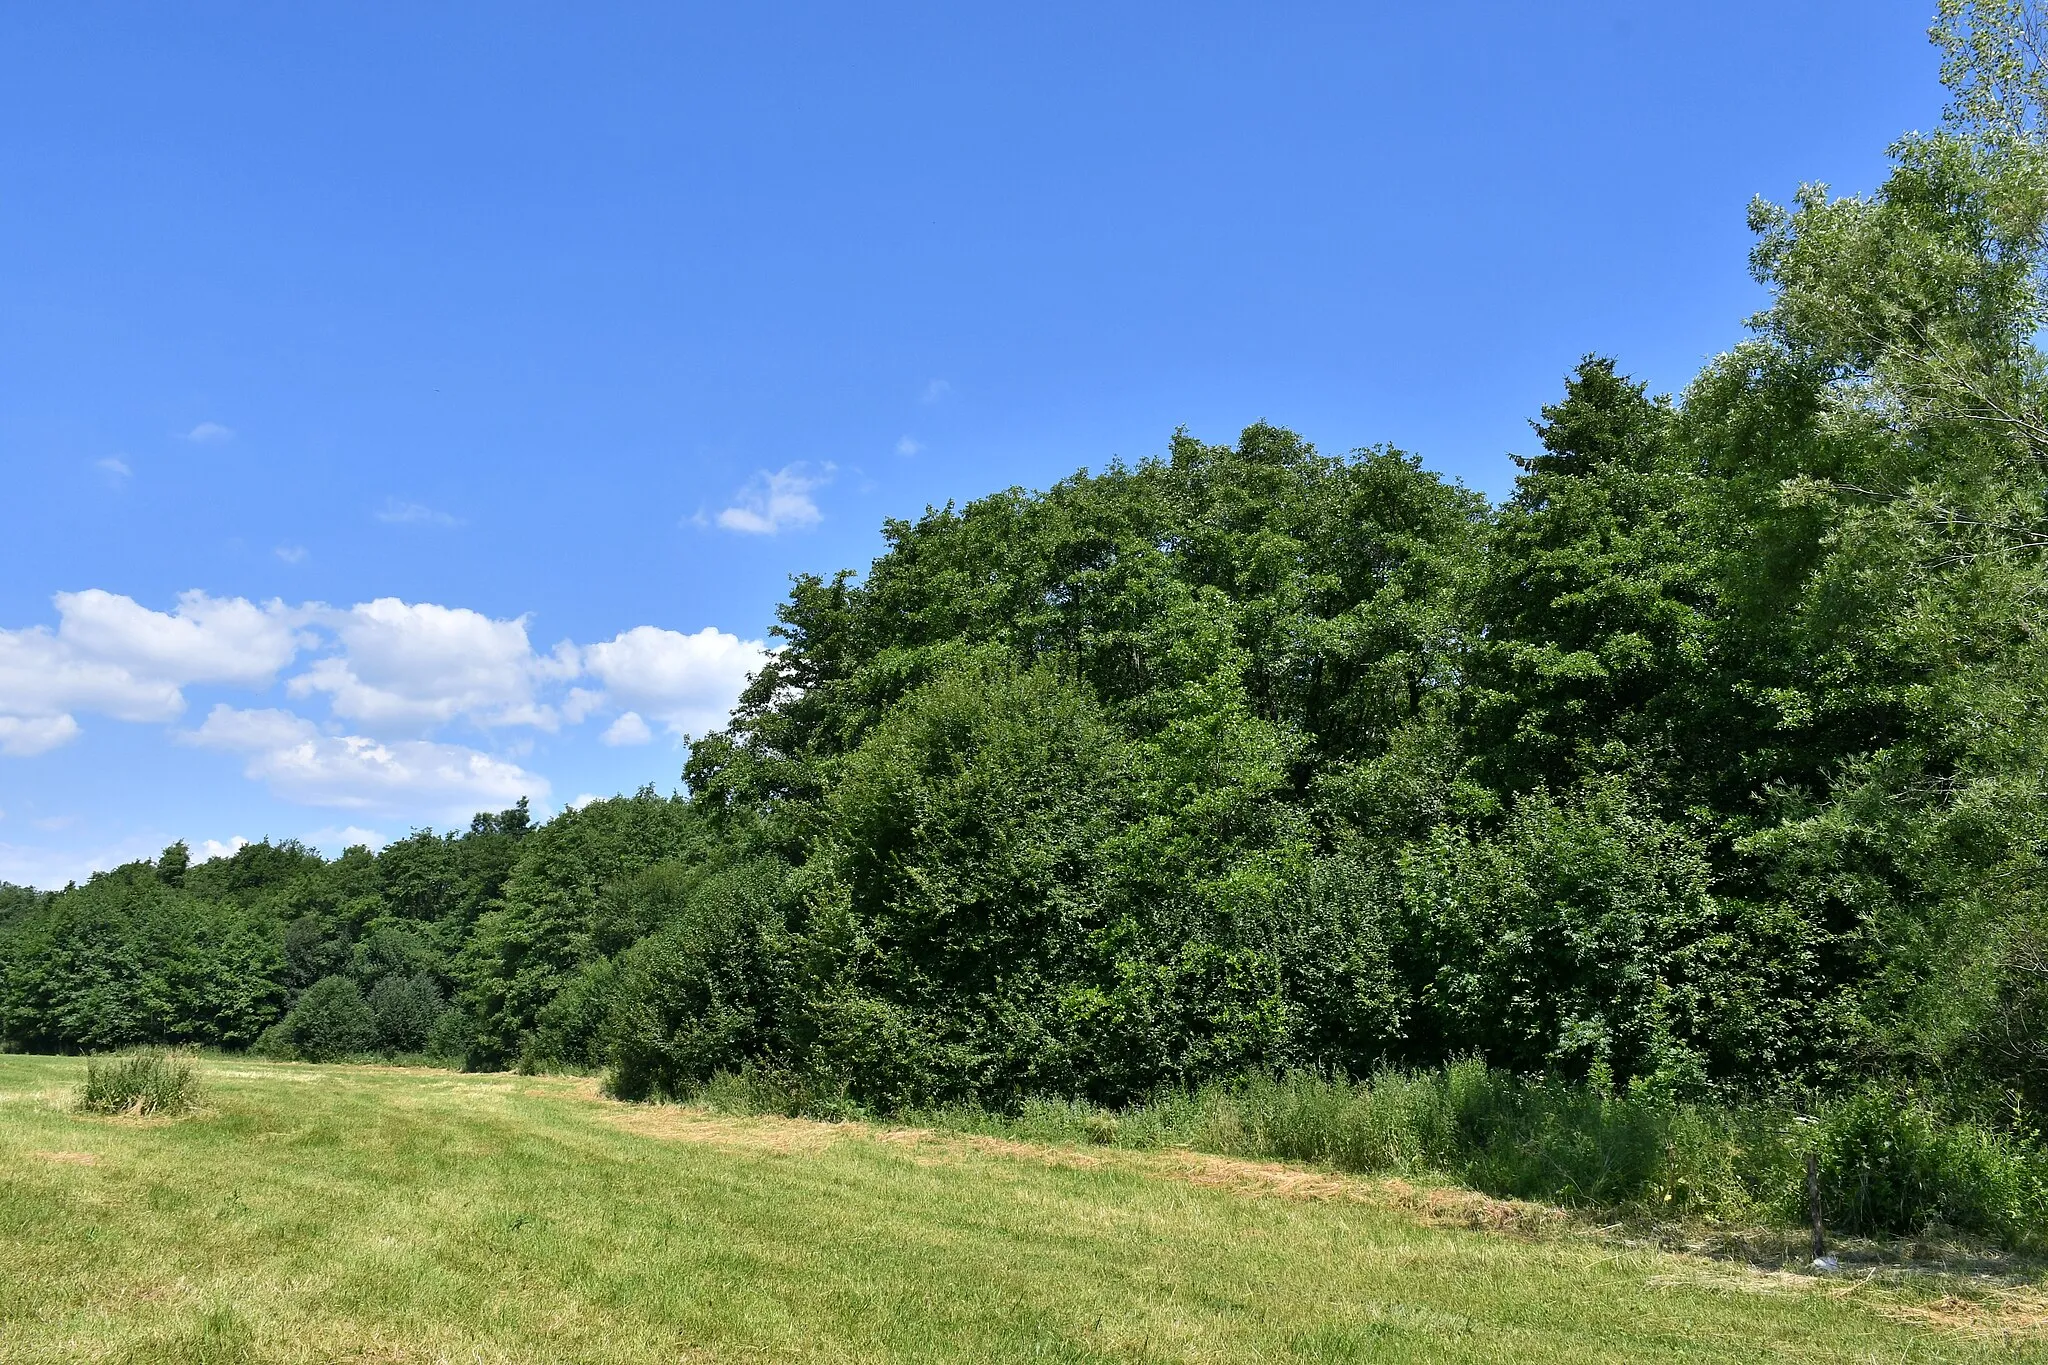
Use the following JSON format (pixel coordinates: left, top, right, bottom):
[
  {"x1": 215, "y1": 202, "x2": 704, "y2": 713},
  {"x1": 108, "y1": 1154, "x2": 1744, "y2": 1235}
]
[
  {"x1": 693, "y1": 1061, "x2": 2048, "y2": 1252},
  {"x1": 0, "y1": 1053, "x2": 2038, "y2": 1363}
]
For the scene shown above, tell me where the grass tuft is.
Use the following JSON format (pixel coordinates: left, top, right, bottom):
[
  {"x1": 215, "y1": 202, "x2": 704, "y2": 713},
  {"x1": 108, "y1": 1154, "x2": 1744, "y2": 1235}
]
[{"x1": 76, "y1": 1047, "x2": 202, "y2": 1117}]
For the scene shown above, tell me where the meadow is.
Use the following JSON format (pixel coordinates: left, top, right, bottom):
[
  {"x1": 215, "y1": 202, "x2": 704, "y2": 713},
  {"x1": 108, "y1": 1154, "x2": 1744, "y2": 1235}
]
[{"x1": 0, "y1": 1054, "x2": 2040, "y2": 1364}]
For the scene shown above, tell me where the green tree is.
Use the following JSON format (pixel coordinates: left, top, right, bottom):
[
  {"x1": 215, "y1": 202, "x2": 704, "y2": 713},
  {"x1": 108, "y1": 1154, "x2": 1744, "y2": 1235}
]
[
  {"x1": 458, "y1": 789, "x2": 708, "y2": 1067},
  {"x1": 156, "y1": 841, "x2": 190, "y2": 888}
]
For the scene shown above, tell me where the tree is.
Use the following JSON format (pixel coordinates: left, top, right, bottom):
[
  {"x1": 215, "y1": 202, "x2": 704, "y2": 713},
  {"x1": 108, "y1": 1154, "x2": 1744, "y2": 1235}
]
[
  {"x1": 1465, "y1": 359, "x2": 1720, "y2": 807},
  {"x1": 156, "y1": 841, "x2": 189, "y2": 888}
]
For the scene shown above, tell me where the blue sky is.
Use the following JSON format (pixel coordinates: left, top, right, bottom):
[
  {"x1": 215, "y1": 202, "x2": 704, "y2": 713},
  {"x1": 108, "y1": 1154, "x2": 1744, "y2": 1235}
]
[{"x1": 1, "y1": 2, "x2": 1943, "y2": 886}]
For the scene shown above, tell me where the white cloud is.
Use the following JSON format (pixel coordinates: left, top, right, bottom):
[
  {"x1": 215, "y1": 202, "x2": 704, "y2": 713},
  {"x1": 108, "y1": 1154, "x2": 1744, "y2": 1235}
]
[
  {"x1": 0, "y1": 624, "x2": 176, "y2": 724},
  {"x1": 184, "y1": 705, "x2": 547, "y2": 816},
  {"x1": 192, "y1": 836, "x2": 250, "y2": 865},
  {"x1": 568, "y1": 793, "x2": 600, "y2": 811},
  {"x1": 301, "y1": 822, "x2": 385, "y2": 855},
  {"x1": 562, "y1": 687, "x2": 604, "y2": 724},
  {"x1": 275, "y1": 545, "x2": 308, "y2": 564},
  {"x1": 376, "y1": 499, "x2": 462, "y2": 527},
  {"x1": 301, "y1": 825, "x2": 388, "y2": 853},
  {"x1": 0, "y1": 715, "x2": 81, "y2": 757},
  {"x1": 56, "y1": 589, "x2": 301, "y2": 689},
  {"x1": 183, "y1": 422, "x2": 234, "y2": 443},
  {"x1": 896, "y1": 436, "x2": 922, "y2": 457},
  {"x1": 0, "y1": 835, "x2": 163, "y2": 890},
  {"x1": 601, "y1": 711, "x2": 653, "y2": 746},
  {"x1": 96, "y1": 456, "x2": 132, "y2": 486},
  {"x1": 289, "y1": 598, "x2": 574, "y2": 733},
  {"x1": 0, "y1": 586, "x2": 772, "y2": 836},
  {"x1": 715, "y1": 463, "x2": 830, "y2": 535},
  {"x1": 0, "y1": 590, "x2": 303, "y2": 742},
  {"x1": 920, "y1": 378, "x2": 951, "y2": 404},
  {"x1": 582, "y1": 625, "x2": 766, "y2": 737}
]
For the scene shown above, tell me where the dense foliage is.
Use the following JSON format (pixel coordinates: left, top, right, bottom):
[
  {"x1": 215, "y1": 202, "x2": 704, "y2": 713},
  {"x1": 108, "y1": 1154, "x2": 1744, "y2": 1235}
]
[{"x1": 5, "y1": 2, "x2": 2048, "y2": 1240}]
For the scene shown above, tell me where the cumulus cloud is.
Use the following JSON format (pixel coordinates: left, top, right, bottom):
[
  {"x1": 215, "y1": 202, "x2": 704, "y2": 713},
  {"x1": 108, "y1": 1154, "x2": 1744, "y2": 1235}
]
[
  {"x1": 275, "y1": 545, "x2": 308, "y2": 564},
  {"x1": 920, "y1": 378, "x2": 951, "y2": 404},
  {"x1": 376, "y1": 499, "x2": 462, "y2": 527},
  {"x1": 0, "y1": 587, "x2": 763, "y2": 829},
  {"x1": 0, "y1": 590, "x2": 303, "y2": 741},
  {"x1": 896, "y1": 436, "x2": 922, "y2": 457},
  {"x1": 96, "y1": 456, "x2": 132, "y2": 487},
  {"x1": 288, "y1": 598, "x2": 575, "y2": 733},
  {"x1": 0, "y1": 835, "x2": 164, "y2": 890},
  {"x1": 562, "y1": 687, "x2": 604, "y2": 724},
  {"x1": 582, "y1": 625, "x2": 766, "y2": 738},
  {"x1": 0, "y1": 715, "x2": 81, "y2": 757},
  {"x1": 601, "y1": 711, "x2": 653, "y2": 746},
  {"x1": 184, "y1": 705, "x2": 546, "y2": 816},
  {"x1": 183, "y1": 422, "x2": 234, "y2": 443},
  {"x1": 56, "y1": 589, "x2": 301, "y2": 689},
  {"x1": 301, "y1": 825, "x2": 388, "y2": 853},
  {"x1": 192, "y1": 836, "x2": 250, "y2": 864},
  {"x1": 714, "y1": 464, "x2": 830, "y2": 535},
  {"x1": 0, "y1": 628, "x2": 178, "y2": 727}
]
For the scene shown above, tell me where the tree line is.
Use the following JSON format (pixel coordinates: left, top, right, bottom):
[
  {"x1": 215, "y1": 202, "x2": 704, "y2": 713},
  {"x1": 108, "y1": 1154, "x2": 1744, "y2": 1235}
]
[{"x1": 6, "y1": 2, "x2": 2048, "y2": 1133}]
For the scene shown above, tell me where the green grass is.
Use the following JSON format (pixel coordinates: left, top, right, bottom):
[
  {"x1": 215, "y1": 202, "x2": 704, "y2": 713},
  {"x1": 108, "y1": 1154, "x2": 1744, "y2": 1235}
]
[
  {"x1": 0, "y1": 1055, "x2": 2036, "y2": 1363},
  {"x1": 75, "y1": 1047, "x2": 202, "y2": 1117}
]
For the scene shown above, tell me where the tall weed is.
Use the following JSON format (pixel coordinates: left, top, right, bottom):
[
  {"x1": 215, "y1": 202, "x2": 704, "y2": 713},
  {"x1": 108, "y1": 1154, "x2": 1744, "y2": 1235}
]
[{"x1": 77, "y1": 1047, "x2": 202, "y2": 1117}]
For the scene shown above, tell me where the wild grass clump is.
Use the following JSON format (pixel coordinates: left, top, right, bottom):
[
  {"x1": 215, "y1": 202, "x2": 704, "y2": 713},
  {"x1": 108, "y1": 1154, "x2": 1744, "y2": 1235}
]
[{"x1": 76, "y1": 1047, "x2": 202, "y2": 1117}]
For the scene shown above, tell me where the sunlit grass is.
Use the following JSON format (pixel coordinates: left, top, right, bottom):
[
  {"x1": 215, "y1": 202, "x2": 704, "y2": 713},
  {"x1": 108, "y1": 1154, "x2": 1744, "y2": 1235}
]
[
  {"x1": 75, "y1": 1047, "x2": 202, "y2": 1117},
  {"x1": 0, "y1": 1053, "x2": 2032, "y2": 1362}
]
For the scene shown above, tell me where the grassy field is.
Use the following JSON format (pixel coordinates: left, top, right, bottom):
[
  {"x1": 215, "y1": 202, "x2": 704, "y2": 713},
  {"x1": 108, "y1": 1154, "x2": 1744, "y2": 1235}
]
[{"x1": 0, "y1": 1055, "x2": 2040, "y2": 1363}]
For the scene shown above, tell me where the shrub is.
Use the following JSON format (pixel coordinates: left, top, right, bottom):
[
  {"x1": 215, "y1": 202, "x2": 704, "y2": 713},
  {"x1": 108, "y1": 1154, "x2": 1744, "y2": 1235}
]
[
  {"x1": 280, "y1": 975, "x2": 378, "y2": 1060},
  {"x1": 1807, "y1": 1087, "x2": 2048, "y2": 1246},
  {"x1": 524, "y1": 958, "x2": 619, "y2": 1072},
  {"x1": 77, "y1": 1047, "x2": 201, "y2": 1116},
  {"x1": 368, "y1": 972, "x2": 446, "y2": 1055},
  {"x1": 424, "y1": 1004, "x2": 471, "y2": 1062},
  {"x1": 796, "y1": 657, "x2": 1133, "y2": 1107},
  {"x1": 607, "y1": 859, "x2": 790, "y2": 1100},
  {"x1": 250, "y1": 1020, "x2": 295, "y2": 1060},
  {"x1": 1393, "y1": 781, "x2": 1828, "y2": 1088}
]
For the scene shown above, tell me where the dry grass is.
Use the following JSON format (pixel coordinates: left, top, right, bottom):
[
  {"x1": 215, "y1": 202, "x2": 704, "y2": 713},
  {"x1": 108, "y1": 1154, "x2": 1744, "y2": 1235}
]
[
  {"x1": 1880, "y1": 1287, "x2": 2048, "y2": 1339},
  {"x1": 23, "y1": 1150, "x2": 99, "y2": 1165}
]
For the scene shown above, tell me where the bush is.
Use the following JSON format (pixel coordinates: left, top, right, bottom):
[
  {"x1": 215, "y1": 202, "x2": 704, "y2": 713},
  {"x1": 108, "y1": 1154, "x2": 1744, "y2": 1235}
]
[
  {"x1": 280, "y1": 976, "x2": 378, "y2": 1061},
  {"x1": 606, "y1": 859, "x2": 790, "y2": 1100},
  {"x1": 424, "y1": 1005, "x2": 471, "y2": 1062},
  {"x1": 793, "y1": 658, "x2": 1133, "y2": 1108},
  {"x1": 1807, "y1": 1087, "x2": 2048, "y2": 1246},
  {"x1": 368, "y1": 972, "x2": 446, "y2": 1055},
  {"x1": 523, "y1": 958, "x2": 620, "y2": 1072},
  {"x1": 1393, "y1": 781, "x2": 1830, "y2": 1088},
  {"x1": 77, "y1": 1048, "x2": 201, "y2": 1116},
  {"x1": 250, "y1": 1020, "x2": 294, "y2": 1060}
]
